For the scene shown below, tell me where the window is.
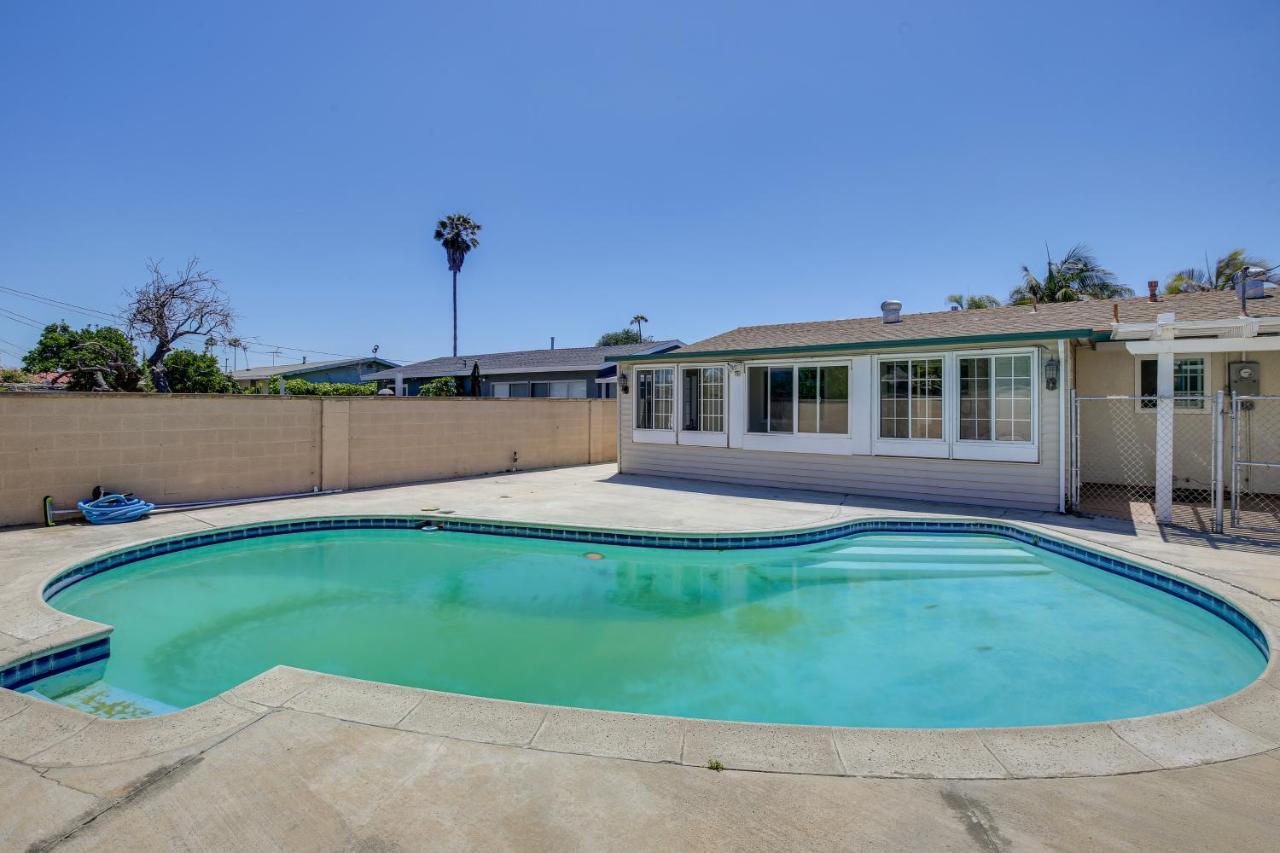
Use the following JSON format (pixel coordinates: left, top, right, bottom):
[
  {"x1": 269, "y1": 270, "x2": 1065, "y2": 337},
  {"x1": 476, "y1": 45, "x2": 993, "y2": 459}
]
[
  {"x1": 747, "y1": 364, "x2": 849, "y2": 434},
  {"x1": 681, "y1": 367, "x2": 725, "y2": 432},
  {"x1": 1139, "y1": 358, "x2": 1205, "y2": 410},
  {"x1": 879, "y1": 358, "x2": 942, "y2": 439},
  {"x1": 635, "y1": 368, "x2": 674, "y2": 429},
  {"x1": 958, "y1": 354, "x2": 1032, "y2": 442}
]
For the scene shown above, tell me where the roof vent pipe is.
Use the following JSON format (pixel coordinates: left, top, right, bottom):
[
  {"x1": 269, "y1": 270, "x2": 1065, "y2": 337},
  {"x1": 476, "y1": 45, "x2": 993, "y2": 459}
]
[
  {"x1": 1147, "y1": 281, "x2": 1158, "y2": 302},
  {"x1": 881, "y1": 300, "x2": 903, "y2": 323}
]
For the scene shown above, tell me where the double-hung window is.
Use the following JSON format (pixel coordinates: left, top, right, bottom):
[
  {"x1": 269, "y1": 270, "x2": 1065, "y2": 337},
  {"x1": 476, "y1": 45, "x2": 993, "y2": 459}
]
[
  {"x1": 635, "y1": 367, "x2": 674, "y2": 430},
  {"x1": 681, "y1": 367, "x2": 725, "y2": 432},
  {"x1": 747, "y1": 364, "x2": 849, "y2": 434},
  {"x1": 1138, "y1": 358, "x2": 1205, "y2": 410},
  {"x1": 958, "y1": 354, "x2": 1033, "y2": 442},
  {"x1": 878, "y1": 358, "x2": 943, "y2": 439}
]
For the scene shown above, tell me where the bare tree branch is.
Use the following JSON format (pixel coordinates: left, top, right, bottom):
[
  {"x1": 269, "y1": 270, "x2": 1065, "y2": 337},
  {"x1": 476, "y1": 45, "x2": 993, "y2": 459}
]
[{"x1": 124, "y1": 257, "x2": 235, "y2": 392}]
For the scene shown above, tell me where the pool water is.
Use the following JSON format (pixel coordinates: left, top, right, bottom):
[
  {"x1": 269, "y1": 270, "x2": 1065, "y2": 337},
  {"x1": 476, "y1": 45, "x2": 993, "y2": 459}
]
[{"x1": 44, "y1": 529, "x2": 1265, "y2": 727}]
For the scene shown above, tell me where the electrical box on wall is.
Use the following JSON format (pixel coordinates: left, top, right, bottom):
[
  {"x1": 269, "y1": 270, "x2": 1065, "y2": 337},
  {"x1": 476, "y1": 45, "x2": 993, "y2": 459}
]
[{"x1": 1229, "y1": 361, "x2": 1260, "y2": 397}]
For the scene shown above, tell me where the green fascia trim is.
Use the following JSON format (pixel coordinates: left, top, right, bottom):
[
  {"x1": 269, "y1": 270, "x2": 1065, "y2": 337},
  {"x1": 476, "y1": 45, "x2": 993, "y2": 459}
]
[{"x1": 607, "y1": 328, "x2": 1104, "y2": 363}]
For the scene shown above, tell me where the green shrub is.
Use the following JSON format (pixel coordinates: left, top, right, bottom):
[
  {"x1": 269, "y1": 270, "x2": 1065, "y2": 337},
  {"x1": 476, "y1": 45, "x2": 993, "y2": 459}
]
[
  {"x1": 257, "y1": 377, "x2": 378, "y2": 396},
  {"x1": 418, "y1": 377, "x2": 458, "y2": 397},
  {"x1": 0, "y1": 367, "x2": 34, "y2": 383},
  {"x1": 161, "y1": 350, "x2": 238, "y2": 393}
]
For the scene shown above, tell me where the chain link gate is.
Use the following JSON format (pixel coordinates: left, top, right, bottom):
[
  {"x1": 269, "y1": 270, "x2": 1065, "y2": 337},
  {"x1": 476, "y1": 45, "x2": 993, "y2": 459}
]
[
  {"x1": 1230, "y1": 395, "x2": 1280, "y2": 531},
  {"x1": 1071, "y1": 391, "x2": 1224, "y2": 531}
]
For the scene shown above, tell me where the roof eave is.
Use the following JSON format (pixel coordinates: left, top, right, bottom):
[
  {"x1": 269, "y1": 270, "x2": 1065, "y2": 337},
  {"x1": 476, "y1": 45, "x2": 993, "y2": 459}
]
[{"x1": 607, "y1": 328, "x2": 1104, "y2": 363}]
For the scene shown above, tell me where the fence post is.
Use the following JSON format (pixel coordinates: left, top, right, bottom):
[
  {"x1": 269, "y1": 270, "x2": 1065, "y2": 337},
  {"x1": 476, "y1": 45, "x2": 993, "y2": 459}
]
[
  {"x1": 1230, "y1": 393, "x2": 1239, "y2": 527},
  {"x1": 1213, "y1": 390, "x2": 1224, "y2": 534},
  {"x1": 1068, "y1": 389, "x2": 1078, "y2": 510}
]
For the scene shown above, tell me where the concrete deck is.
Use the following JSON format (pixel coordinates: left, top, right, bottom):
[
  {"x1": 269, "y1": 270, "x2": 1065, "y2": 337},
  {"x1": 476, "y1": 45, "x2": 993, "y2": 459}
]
[{"x1": 3, "y1": 464, "x2": 1280, "y2": 851}]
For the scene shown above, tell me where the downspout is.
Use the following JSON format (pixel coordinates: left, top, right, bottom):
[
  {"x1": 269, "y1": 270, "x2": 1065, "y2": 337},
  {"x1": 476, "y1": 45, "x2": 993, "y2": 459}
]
[{"x1": 1057, "y1": 338, "x2": 1067, "y2": 513}]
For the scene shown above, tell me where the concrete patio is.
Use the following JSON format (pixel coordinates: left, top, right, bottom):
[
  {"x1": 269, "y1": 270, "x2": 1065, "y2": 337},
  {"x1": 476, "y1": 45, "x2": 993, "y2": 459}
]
[{"x1": 3, "y1": 464, "x2": 1279, "y2": 851}]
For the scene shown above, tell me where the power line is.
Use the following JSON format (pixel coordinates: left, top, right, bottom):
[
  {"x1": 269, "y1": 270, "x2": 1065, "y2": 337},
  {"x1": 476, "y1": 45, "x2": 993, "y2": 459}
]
[{"x1": 0, "y1": 285, "x2": 119, "y2": 322}]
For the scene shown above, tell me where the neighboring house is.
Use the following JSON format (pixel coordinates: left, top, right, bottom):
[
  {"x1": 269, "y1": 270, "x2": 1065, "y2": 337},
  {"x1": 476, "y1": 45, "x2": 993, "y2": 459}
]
[
  {"x1": 231, "y1": 356, "x2": 399, "y2": 391},
  {"x1": 609, "y1": 288, "x2": 1280, "y2": 515},
  {"x1": 363, "y1": 340, "x2": 683, "y2": 398}
]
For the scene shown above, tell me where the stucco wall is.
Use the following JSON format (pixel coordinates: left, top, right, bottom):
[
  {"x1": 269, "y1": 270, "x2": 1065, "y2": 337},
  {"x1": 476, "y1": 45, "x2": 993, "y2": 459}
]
[
  {"x1": 1074, "y1": 344, "x2": 1280, "y2": 493},
  {"x1": 0, "y1": 394, "x2": 616, "y2": 527}
]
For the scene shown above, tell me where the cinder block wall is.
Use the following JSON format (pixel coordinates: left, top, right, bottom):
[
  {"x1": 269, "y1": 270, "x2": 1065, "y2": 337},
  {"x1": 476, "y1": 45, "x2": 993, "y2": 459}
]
[{"x1": 0, "y1": 394, "x2": 617, "y2": 527}]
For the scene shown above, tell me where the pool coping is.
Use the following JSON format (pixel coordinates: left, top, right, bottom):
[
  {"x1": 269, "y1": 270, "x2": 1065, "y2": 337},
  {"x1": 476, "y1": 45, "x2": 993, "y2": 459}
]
[{"x1": 1, "y1": 512, "x2": 1278, "y2": 781}]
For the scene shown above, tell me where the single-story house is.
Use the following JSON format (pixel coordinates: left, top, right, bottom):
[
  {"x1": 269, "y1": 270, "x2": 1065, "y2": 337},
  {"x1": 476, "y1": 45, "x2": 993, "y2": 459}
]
[
  {"x1": 363, "y1": 340, "x2": 683, "y2": 398},
  {"x1": 231, "y1": 356, "x2": 400, "y2": 391},
  {"x1": 609, "y1": 287, "x2": 1280, "y2": 519}
]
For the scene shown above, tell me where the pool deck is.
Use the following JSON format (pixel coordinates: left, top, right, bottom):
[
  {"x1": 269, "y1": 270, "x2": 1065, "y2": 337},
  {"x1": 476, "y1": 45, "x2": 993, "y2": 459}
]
[{"x1": 2, "y1": 464, "x2": 1279, "y2": 851}]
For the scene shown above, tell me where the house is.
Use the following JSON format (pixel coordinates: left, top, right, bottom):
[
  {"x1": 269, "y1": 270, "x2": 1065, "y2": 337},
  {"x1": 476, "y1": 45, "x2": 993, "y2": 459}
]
[
  {"x1": 363, "y1": 340, "x2": 683, "y2": 398},
  {"x1": 609, "y1": 287, "x2": 1280, "y2": 519},
  {"x1": 231, "y1": 356, "x2": 399, "y2": 391}
]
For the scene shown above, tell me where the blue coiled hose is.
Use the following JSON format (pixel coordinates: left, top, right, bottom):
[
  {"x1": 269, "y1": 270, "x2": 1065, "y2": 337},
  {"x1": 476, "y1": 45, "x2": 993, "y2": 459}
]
[{"x1": 77, "y1": 493, "x2": 155, "y2": 525}]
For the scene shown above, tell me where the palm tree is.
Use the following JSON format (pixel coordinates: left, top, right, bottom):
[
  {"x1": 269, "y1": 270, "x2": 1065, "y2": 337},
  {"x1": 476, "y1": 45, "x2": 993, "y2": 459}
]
[
  {"x1": 203, "y1": 336, "x2": 218, "y2": 355},
  {"x1": 945, "y1": 294, "x2": 1001, "y2": 310},
  {"x1": 433, "y1": 214, "x2": 483, "y2": 357},
  {"x1": 631, "y1": 314, "x2": 649, "y2": 339},
  {"x1": 1164, "y1": 249, "x2": 1277, "y2": 294},
  {"x1": 225, "y1": 337, "x2": 244, "y2": 371},
  {"x1": 1009, "y1": 244, "x2": 1133, "y2": 305}
]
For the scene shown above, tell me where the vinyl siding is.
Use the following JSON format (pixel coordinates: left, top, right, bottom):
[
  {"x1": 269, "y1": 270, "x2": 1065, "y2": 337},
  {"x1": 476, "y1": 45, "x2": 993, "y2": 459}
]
[{"x1": 618, "y1": 345, "x2": 1064, "y2": 511}]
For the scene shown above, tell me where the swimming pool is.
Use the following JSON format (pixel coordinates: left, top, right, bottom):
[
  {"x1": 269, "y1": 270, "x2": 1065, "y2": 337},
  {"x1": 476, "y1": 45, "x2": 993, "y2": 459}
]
[{"x1": 34, "y1": 523, "x2": 1267, "y2": 728}]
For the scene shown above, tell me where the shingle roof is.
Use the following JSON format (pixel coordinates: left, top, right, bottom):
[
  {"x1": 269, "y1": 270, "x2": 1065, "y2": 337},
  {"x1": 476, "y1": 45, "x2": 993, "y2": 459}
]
[
  {"x1": 231, "y1": 356, "x2": 398, "y2": 381},
  {"x1": 364, "y1": 340, "x2": 684, "y2": 380},
  {"x1": 666, "y1": 290, "x2": 1280, "y2": 355}
]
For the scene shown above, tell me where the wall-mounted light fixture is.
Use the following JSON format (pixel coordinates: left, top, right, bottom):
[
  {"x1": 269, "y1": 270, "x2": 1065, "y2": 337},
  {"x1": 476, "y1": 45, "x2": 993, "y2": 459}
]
[
  {"x1": 1044, "y1": 355, "x2": 1060, "y2": 391},
  {"x1": 728, "y1": 361, "x2": 745, "y2": 376},
  {"x1": 619, "y1": 370, "x2": 629, "y2": 394}
]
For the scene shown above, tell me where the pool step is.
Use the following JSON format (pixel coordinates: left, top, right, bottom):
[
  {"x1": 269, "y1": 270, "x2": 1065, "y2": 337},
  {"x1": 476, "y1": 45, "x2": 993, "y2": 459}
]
[
  {"x1": 807, "y1": 559, "x2": 1049, "y2": 578},
  {"x1": 822, "y1": 545, "x2": 1037, "y2": 563}
]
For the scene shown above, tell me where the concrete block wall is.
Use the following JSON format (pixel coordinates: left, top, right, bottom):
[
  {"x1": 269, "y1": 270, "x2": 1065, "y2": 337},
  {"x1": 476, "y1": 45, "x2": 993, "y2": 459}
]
[{"x1": 0, "y1": 394, "x2": 617, "y2": 527}]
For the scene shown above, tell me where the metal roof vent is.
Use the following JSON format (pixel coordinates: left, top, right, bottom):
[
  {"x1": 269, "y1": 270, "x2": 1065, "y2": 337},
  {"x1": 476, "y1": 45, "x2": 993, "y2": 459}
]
[{"x1": 881, "y1": 299, "x2": 903, "y2": 323}]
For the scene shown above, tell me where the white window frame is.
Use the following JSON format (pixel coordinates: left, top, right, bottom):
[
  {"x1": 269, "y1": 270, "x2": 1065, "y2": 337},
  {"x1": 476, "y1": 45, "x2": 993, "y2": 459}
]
[
  {"x1": 633, "y1": 366, "x2": 677, "y2": 444},
  {"x1": 676, "y1": 364, "x2": 729, "y2": 448},
  {"x1": 950, "y1": 348, "x2": 1040, "y2": 463},
  {"x1": 741, "y1": 358, "x2": 857, "y2": 455},
  {"x1": 871, "y1": 353, "x2": 950, "y2": 459},
  {"x1": 1134, "y1": 356, "x2": 1209, "y2": 414}
]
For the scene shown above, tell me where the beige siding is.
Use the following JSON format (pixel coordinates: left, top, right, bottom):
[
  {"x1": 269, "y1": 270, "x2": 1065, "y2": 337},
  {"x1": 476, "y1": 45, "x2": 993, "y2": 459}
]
[
  {"x1": 618, "y1": 345, "x2": 1063, "y2": 511},
  {"x1": 0, "y1": 395, "x2": 616, "y2": 527}
]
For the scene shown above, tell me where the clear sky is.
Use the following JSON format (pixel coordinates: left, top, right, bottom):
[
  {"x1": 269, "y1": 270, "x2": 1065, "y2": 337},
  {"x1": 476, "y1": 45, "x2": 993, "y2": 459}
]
[{"x1": 2, "y1": 1, "x2": 1277, "y2": 369}]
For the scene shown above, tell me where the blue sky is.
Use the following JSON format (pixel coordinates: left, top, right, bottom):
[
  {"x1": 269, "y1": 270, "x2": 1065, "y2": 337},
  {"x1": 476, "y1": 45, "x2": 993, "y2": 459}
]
[{"x1": 2, "y1": 1, "x2": 1277, "y2": 369}]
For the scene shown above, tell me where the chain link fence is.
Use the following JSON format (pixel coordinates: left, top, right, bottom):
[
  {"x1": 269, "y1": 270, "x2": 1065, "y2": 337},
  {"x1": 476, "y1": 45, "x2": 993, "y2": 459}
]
[
  {"x1": 1230, "y1": 396, "x2": 1280, "y2": 531},
  {"x1": 1072, "y1": 393, "x2": 1222, "y2": 530}
]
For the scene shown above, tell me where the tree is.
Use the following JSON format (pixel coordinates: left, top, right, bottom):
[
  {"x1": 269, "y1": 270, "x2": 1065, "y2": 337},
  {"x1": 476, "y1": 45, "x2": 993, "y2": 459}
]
[
  {"x1": 945, "y1": 293, "x2": 1001, "y2": 310},
  {"x1": 203, "y1": 336, "x2": 218, "y2": 354},
  {"x1": 1164, "y1": 249, "x2": 1278, "y2": 294},
  {"x1": 418, "y1": 377, "x2": 458, "y2": 397},
  {"x1": 631, "y1": 314, "x2": 649, "y2": 338},
  {"x1": 433, "y1": 214, "x2": 482, "y2": 357},
  {"x1": 1009, "y1": 244, "x2": 1133, "y2": 305},
  {"x1": 124, "y1": 258, "x2": 235, "y2": 392},
  {"x1": 224, "y1": 337, "x2": 244, "y2": 371},
  {"x1": 162, "y1": 349, "x2": 237, "y2": 393},
  {"x1": 597, "y1": 328, "x2": 645, "y2": 346},
  {"x1": 22, "y1": 322, "x2": 143, "y2": 391}
]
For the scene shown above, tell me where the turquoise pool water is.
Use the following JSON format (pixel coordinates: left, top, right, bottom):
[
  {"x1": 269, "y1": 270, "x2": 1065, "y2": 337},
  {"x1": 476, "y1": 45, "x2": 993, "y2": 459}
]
[{"x1": 44, "y1": 529, "x2": 1265, "y2": 727}]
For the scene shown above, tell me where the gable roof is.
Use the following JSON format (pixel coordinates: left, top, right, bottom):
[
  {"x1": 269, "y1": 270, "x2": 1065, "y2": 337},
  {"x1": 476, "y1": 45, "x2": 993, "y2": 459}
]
[
  {"x1": 364, "y1": 340, "x2": 683, "y2": 380},
  {"x1": 611, "y1": 291, "x2": 1280, "y2": 361},
  {"x1": 231, "y1": 356, "x2": 399, "y2": 382}
]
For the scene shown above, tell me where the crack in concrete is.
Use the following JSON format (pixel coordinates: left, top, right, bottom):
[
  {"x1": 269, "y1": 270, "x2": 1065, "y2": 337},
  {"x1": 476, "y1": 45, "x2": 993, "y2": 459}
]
[
  {"x1": 939, "y1": 787, "x2": 1011, "y2": 853},
  {"x1": 24, "y1": 710, "x2": 278, "y2": 852}
]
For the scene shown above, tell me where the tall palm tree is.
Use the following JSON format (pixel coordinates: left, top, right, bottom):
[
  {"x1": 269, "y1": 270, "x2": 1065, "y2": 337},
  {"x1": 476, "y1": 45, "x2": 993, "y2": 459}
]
[
  {"x1": 945, "y1": 293, "x2": 1001, "y2": 310},
  {"x1": 433, "y1": 214, "x2": 483, "y2": 357},
  {"x1": 631, "y1": 314, "x2": 649, "y2": 339},
  {"x1": 1009, "y1": 244, "x2": 1133, "y2": 305},
  {"x1": 225, "y1": 337, "x2": 243, "y2": 371},
  {"x1": 203, "y1": 336, "x2": 217, "y2": 355},
  {"x1": 1164, "y1": 249, "x2": 1277, "y2": 294}
]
